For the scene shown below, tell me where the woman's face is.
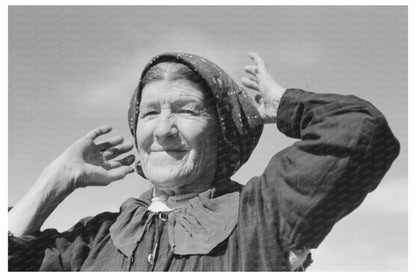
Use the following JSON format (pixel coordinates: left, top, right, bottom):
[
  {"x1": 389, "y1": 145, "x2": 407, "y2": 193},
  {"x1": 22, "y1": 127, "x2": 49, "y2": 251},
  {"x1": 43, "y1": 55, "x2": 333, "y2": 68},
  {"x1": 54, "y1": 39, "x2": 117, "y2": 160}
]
[{"x1": 136, "y1": 79, "x2": 219, "y2": 194}]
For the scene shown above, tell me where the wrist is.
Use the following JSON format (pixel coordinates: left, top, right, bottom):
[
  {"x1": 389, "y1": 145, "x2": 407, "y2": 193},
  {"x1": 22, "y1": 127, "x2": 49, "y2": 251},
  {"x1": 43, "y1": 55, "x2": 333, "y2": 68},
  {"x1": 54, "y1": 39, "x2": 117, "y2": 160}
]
[
  {"x1": 271, "y1": 86, "x2": 285, "y2": 102},
  {"x1": 38, "y1": 158, "x2": 77, "y2": 199},
  {"x1": 262, "y1": 99, "x2": 279, "y2": 124}
]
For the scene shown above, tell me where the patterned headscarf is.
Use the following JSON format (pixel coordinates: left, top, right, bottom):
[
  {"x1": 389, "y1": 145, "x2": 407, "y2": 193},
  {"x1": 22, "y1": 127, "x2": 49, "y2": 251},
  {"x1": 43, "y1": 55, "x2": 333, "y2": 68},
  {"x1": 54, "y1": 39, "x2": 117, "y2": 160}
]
[{"x1": 128, "y1": 52, "x2": 263, "y2": 182}]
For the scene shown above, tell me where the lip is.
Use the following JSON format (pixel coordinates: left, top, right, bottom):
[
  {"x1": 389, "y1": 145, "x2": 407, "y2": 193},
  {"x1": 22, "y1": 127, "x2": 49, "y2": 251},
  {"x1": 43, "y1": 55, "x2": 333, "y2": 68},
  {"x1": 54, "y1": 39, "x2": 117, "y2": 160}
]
[{"x1": 151, "y1": 149, "x2": 187, "y2": 152}]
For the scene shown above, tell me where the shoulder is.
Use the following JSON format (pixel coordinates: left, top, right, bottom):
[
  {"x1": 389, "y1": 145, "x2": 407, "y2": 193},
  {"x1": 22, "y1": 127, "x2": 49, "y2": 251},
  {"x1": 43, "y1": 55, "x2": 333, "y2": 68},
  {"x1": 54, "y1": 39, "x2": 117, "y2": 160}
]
[
  {"x1": 46, "y1": 211, "x2": 119, "y2": 245},
  {"x1": 240, "y1": 175, "x2": 264, "y2": 201}
]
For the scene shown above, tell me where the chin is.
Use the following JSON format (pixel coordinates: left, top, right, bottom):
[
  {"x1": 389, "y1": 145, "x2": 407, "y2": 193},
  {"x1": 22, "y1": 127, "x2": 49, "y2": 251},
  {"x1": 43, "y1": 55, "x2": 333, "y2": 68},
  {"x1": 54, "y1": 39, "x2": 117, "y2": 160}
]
[{"x1": 144, "y1": 165, "x2": 195, "y2": 188}]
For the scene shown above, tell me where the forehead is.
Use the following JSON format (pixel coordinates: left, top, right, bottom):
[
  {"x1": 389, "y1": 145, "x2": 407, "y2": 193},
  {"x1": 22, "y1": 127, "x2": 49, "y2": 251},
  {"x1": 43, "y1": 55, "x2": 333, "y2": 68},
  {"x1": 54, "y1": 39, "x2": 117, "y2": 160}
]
[{"x1": 140, "y1": 80, "x2": 206, "y2": 106}]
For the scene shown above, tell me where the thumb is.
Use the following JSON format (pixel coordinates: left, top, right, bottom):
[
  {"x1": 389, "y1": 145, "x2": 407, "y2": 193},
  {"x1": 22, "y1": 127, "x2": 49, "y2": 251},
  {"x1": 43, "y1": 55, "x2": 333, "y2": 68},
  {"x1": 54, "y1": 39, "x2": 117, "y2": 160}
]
[{"x1": 107, "y1": 166, "x2": 135, "y2": 182}]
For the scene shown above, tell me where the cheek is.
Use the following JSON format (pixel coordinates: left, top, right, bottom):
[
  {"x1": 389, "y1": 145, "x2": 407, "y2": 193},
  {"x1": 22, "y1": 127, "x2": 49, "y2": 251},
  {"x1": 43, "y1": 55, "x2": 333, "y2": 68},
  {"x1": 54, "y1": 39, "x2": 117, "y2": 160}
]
[
  {"x1": 136, "y1": 117, "x2": 218, "y2": 160},
  {"x1": 178, "y1": 120, "x2": 204, "y2": 146},
  {"x1": 178, "y1": 118, "x2": 218, "y2": 153},
  {"x1": 136, "y1": 120, "x2": 154, "y2": 152}
]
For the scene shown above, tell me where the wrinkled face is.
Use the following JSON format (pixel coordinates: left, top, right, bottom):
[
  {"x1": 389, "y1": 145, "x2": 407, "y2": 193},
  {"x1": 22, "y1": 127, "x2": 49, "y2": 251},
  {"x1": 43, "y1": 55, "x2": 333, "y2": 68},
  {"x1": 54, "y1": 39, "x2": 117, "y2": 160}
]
[{"x1": 136, "y1": 79, "x2": 219, "y2": 193}]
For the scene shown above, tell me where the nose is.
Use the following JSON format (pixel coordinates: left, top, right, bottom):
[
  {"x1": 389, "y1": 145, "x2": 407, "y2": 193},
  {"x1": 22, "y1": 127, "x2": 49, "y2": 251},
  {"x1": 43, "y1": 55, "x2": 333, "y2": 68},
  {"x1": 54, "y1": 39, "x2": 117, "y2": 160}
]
[{"x1": 154, "y1": 114, "x2": 178, "y2": 141}]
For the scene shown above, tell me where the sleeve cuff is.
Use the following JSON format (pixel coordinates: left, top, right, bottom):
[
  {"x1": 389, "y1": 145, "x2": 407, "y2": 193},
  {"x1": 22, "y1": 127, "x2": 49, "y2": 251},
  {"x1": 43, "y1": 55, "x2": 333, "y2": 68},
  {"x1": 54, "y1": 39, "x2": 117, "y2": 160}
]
[{"x1": 276, "y1": 88, "x2": 307, "y2": 138}]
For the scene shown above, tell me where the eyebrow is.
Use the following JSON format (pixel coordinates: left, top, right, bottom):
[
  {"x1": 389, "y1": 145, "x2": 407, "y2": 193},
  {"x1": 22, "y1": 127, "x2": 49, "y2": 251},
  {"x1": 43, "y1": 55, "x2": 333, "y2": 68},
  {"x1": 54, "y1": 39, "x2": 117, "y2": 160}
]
[{"x1": 140, "y1": 97, "x2": 205, "y2": 108}]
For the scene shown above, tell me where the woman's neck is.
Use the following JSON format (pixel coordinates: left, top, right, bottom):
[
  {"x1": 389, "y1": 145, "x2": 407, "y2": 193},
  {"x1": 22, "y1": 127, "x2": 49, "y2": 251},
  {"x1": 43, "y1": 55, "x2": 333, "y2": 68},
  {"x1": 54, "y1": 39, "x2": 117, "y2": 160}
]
[{"x1": 153, "y1": 174, "x2": 214, "y2": 196}]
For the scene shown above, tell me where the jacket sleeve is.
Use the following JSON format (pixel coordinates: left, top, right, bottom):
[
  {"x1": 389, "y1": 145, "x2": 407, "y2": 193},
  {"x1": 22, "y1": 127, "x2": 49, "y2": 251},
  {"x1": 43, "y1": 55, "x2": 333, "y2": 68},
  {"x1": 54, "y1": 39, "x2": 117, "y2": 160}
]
[
  {"x1": 244, "y1": 88, "x2": 400, "y2": 252},
  {"x1": 8, "y1": 211, "x2": 117, "y2": 271}
]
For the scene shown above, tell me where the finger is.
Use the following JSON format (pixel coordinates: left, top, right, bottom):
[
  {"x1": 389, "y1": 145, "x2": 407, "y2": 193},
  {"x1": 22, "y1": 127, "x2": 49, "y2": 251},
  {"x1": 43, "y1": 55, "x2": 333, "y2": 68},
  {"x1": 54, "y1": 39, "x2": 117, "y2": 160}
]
[
  {"x1": 97, "y1": 136, "x2": 124, "y2": 151},
  {"x1": 241, "y1": 77, "x2": 259, "y2": 91},
  {"x1": 104, "y1": 154, "x2": 136, "y2": 169},
  {"x1": 102, "y1": 141, "x2": 134, "y2": 160},
  {"x1": 248, "y1": 52, "x2": 266, "y2": 69},
  {"x1": 86, "y1": 125, "x2": 112, "y2": 140},
  {"x1": 244, "y1": 65, "x2": 258, "y2": 76},
  {"x1": 248, "y1": 75, "x2": 258, "y2": 83},
  {"x1": 244, "y1": 67, "x2": 259, "y2": 83},
  {"x1": 108, "y1": 166, "x2": 135, "y2": 182}
]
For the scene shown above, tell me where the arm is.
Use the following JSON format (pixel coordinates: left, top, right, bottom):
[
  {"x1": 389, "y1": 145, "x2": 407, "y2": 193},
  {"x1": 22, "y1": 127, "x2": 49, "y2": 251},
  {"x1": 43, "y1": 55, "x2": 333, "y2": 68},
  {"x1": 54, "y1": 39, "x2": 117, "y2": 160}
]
[
  {"x1": 9, "y1": 211, "x2": 117, "y2": 271},
  {"x1": 8, "y1": 126, "x2": 135, "y2": 270},
  {"x1": 268, "y1": 88, "x2": 400, "y2": 249},
  {"x1": 9, "y1": 125, "x2": 135, "y2": 236},
  {"x1": 242, "y1": 52, "x2": 400, "y2": 268},
  {"x1": 8, "y1": 161, "x2": 78, "y2": 237}
]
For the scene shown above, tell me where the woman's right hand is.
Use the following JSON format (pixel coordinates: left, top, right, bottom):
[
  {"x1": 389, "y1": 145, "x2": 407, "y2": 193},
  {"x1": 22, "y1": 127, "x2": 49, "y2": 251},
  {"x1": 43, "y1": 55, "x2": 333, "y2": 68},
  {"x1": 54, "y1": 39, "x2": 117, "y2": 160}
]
[
  {"x1": 8, "y1": 126, "x2": 136, "y2": 236},
  {"x1": 55, "y1": 125, "x2": 136, "y2": 193}
]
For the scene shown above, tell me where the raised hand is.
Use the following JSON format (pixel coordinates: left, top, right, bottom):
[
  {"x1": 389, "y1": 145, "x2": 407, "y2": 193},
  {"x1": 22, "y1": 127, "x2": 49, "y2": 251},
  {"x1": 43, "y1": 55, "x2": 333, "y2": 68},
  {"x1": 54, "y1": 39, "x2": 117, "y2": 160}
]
[
  {"x1": 60, "y1": 125, "x2": 136, "y2": 190},
  {"x1": 241, "y1": 52, "x2": 286, "y2": 124},
  {"x1": 8, "y1": 126, "x2": 136, "y2": 236}
]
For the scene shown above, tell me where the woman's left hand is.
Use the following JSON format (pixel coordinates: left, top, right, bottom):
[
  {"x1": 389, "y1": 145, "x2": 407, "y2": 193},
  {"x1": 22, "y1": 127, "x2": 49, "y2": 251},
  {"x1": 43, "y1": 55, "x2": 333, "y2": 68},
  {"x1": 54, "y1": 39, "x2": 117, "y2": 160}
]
[{"x1": 241, "y1": 52, "x2": 286, "y2": 124}]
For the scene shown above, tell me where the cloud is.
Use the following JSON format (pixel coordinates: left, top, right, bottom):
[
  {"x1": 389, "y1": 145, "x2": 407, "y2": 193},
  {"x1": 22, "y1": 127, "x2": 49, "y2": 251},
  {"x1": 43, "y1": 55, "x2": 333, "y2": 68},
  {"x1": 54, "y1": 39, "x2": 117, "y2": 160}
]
[
  {"x1": 309, "y1": 177, "x2": 407, "y2": 271},
  {"x1": 62, "y1": 26, "x2": 241, "y2": 117}
]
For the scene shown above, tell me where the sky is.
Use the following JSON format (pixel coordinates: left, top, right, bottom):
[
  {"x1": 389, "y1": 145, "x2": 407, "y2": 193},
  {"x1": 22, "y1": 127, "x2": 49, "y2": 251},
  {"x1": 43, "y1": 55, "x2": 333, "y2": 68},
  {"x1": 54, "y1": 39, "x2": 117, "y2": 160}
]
[{"x1": 8, "y1": 6, "x2": 407, "y2": 271}]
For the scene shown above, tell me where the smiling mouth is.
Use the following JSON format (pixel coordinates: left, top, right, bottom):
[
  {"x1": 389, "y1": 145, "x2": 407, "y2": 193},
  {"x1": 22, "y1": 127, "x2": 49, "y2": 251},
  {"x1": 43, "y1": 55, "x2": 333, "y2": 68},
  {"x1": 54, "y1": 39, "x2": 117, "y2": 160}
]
[{"x1": 151, "y1": 149, "x2": 187, "y2": 153}]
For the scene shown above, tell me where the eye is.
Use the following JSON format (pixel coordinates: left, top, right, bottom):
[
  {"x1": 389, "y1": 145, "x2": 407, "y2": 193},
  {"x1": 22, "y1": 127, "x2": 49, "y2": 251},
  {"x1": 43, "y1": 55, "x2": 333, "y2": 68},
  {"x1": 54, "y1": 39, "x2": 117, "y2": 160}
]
[
  {"x1": 178, "y1": 109, "x2": 198, "y2": 115},
  {"x1": 141, "y1": 110, "x2": 159, "y2": 118}
]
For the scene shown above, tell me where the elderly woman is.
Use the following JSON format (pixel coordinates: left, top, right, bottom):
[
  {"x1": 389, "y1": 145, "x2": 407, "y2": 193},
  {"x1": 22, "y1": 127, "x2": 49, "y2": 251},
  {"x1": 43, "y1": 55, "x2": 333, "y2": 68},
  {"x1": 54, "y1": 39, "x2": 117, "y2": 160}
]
[{"x1": 8, "y1": 52, "x2": 399, "y2": 271}]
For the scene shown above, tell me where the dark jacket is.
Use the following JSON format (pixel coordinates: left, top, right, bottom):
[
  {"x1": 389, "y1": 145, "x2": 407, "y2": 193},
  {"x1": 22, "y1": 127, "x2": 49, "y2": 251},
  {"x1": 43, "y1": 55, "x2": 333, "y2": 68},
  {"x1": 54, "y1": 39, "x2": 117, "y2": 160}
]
[{"x1": 8, "y1": 89, "x2": 400, "y2": 271}]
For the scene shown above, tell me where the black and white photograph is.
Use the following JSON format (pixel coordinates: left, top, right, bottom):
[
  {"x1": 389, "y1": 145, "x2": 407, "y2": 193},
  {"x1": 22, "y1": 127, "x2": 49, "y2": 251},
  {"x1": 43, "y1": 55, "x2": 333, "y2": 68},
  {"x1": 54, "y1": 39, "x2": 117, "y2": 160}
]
[{"x1": 7, "y1": 5, "x2": 408, "y2": 271}]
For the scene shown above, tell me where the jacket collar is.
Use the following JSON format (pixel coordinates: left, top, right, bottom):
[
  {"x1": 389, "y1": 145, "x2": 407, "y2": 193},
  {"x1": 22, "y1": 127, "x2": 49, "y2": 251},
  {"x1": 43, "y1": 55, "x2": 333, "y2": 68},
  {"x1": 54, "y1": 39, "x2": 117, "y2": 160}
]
[{"x1": 109, "y1": 186, "x2": 240, "y2": 257}]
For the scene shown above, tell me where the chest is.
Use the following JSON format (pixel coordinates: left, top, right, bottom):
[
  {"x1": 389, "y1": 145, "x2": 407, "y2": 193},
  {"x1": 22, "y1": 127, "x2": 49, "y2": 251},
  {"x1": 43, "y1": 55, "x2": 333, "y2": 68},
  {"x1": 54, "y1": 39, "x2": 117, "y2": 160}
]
[{"x1": 80, "y1": 213, "x2": 289, "y2": 271}]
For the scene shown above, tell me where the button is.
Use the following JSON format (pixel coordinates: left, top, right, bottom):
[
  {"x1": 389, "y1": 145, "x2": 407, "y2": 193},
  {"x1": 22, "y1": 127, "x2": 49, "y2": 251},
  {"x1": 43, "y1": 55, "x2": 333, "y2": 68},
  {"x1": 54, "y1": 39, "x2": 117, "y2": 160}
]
[
  {"x1": 159, "y1": 212, "x2": 168, "y2": 222},
  {"x1": 147, "y1": 253, "x2": 154, "y2": 265}
]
